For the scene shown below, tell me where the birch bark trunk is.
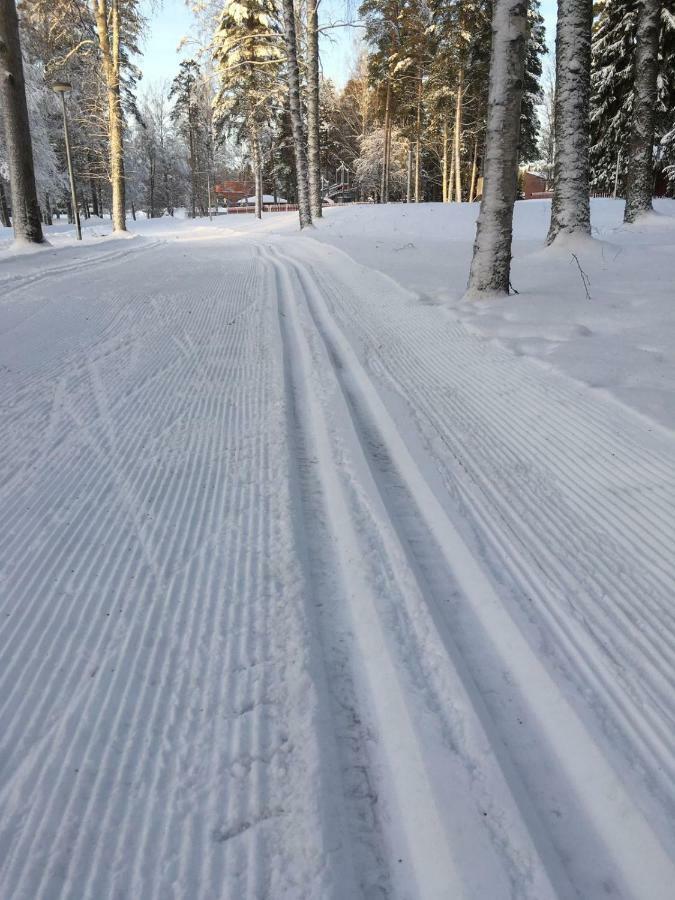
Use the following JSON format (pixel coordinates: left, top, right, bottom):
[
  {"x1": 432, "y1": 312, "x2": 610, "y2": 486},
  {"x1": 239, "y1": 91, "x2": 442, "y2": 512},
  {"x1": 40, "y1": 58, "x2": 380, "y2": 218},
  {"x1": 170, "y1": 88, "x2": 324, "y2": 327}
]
[
  {"x1": 306, "y1": 0, "x2": 322, "y2": 218},
  {"x1": 546, "y1": 0, "x2": 592, "y2": 243},
  {"x1": 281, "y1": 0, "x2": 312, "y2": 227},
  {"x1": 0, "y1": 0, "x2": 44, "y2": 242},
  {"x1": 467, "y1": 0, "x2": 528, "y2": 296},
  {"x1": 94, "y1": 0, "x2": 126, "y2": 232},
  {"x1": 624, "y1": 0, "x2": 660, "y2": 223}
]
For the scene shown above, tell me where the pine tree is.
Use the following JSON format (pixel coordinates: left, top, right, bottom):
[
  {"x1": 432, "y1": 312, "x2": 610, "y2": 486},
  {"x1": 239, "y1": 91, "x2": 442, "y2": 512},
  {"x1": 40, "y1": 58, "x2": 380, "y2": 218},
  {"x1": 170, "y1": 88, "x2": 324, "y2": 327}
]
[
  {"x1": 590, "y1": 0, "x2": 675, "y2": 194},
  {"x1": 213, "y1": 0, "x2": 284, "y2": 218},
  {"x1": 520, "y1": 1, "x2": 546, "y2": 164},
  {"x1": 0, "y1": 0, "x2": 44, "y2": 242},
  {"x1": 170, "y1": 60, "x2": 212, "y2": 218},
  {"x1": 624, "y1": 0, "x2": 662, "y2": 220}
]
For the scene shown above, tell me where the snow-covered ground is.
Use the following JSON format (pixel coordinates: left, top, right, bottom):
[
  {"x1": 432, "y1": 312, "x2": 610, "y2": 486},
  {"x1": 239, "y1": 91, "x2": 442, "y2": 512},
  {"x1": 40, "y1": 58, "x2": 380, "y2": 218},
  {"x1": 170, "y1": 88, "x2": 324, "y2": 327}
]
[{"x1": 1, "y1": 201, "x2": 674, "y2": 899}]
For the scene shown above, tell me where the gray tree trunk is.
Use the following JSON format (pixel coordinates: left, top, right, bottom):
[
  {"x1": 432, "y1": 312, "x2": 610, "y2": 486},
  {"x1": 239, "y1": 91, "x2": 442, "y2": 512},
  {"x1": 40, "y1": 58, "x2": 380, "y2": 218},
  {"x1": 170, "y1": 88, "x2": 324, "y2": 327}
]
[
  {"x1": 467, "y1": 0, "x2": 528, "y2": 296},
  {"x1": 307, "y1": 0, "x2": 322, "y2": 218},
  {"x1": 0, "y1": 0, "x2": 44, "y2": 242},
  {"x1": 252, "y1": 134, "x2": 262, "y2": 220},
  {"x1": 0, "y1": 177, "x2": 11, "y2": 227},
  {"x1": 281, "y1": 0, "x2": 312, "y2": 228},
  {"x1": 624, "y1": 0, "x2": 660, "y2": 223},
  {"x1": 546, "y1": 0, "x2": 592, "y2": 243}
]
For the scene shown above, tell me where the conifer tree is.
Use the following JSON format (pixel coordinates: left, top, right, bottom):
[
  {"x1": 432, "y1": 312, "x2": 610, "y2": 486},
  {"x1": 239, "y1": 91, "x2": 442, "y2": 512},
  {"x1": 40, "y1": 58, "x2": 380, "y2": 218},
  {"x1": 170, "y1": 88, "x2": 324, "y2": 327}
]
[{"x1": 213, "y1": 0, "x2": 283, "y2": 219}]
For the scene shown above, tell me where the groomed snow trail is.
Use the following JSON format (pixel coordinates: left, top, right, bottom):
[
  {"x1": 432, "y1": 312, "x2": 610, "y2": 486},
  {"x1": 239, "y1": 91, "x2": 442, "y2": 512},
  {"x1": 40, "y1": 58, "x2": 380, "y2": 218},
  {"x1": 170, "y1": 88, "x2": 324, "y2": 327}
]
[{"x1": 1, "y1": 226, "x2": 674, "y2": 899}]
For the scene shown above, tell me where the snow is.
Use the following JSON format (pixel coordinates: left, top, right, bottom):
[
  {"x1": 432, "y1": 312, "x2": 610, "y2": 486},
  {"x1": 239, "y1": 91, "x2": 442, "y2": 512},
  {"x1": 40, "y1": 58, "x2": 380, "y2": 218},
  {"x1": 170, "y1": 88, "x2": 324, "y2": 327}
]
[
  {"x1": 237, "y1": 194, "x2": 288, "y2": 204},
  {"x1": 1, "y1": 200, "x2": 675, "y2": 899}
]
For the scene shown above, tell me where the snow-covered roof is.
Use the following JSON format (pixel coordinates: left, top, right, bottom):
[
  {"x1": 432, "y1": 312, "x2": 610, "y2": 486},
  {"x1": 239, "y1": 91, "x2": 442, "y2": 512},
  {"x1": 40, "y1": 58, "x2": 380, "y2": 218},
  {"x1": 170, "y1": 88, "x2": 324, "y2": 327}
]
[{"x1": 237, "y1": 195, "x2": 288, "y2": 205}]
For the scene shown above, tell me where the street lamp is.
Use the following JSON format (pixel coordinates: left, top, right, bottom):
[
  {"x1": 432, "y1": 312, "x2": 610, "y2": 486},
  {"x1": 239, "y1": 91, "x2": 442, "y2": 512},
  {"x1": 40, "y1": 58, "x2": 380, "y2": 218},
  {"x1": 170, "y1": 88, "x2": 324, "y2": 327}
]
[{"x1": 51, "y1": 81, "x2": 82, "y2": 240}]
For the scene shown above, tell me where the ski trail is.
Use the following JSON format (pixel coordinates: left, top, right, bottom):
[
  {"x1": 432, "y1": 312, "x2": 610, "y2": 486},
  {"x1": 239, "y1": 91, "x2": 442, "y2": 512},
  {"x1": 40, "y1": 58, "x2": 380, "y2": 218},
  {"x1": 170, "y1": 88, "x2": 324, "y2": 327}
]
[
  {"x1": 0, "y1": 239, "x2": 350, "y2": 899},
  {"x1": 263, "y1": 243, "x2": 569, "y2": 899},
  {"x1": 261, "y1": 238, "x2": 675, "y2": 899}
]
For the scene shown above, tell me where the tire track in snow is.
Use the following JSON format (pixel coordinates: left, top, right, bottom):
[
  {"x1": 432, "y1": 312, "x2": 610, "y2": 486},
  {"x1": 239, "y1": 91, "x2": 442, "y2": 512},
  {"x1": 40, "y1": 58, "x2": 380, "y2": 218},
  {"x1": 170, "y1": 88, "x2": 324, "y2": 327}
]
[{"x1": 263, "y1": 239, "x2": 675, "y2": 899}]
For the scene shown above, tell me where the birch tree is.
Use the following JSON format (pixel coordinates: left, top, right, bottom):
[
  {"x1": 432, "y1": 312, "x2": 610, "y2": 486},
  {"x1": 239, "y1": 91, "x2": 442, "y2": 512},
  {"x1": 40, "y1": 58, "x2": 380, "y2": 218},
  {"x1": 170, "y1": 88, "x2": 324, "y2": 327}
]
[
  {"x1": 280, "y1": 0, "x2": 311, "y2": 226},
  {"x1": 466, "y1": 0, "x2": 528, "y2": 295},
  {"x1": 624, "y1": 0, "x2": 661, "y2": 221},
  {"x1": 307, "y1": 0, "x2": 322, "y2": 217},
  {"x1": 0, "y1": 0, "x2": 44, "y2": 241},
  {"x1": 546, "y1": 0, "x2": 593, "y2": 243}
]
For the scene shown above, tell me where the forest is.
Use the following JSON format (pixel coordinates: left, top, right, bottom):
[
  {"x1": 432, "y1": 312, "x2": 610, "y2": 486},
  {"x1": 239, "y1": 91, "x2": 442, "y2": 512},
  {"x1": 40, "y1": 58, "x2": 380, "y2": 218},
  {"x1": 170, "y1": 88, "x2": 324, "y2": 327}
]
[{"x1": 2, "y1": 0, "x2": 675, "y2": 293}]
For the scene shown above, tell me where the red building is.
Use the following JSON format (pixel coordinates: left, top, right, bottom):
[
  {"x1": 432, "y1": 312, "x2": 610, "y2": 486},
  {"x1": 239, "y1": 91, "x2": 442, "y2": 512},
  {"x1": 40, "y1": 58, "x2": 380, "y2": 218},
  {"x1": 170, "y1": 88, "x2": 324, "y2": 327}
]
[{"x1": 214, "y1": 180, "x2": 254, "y2": 207}]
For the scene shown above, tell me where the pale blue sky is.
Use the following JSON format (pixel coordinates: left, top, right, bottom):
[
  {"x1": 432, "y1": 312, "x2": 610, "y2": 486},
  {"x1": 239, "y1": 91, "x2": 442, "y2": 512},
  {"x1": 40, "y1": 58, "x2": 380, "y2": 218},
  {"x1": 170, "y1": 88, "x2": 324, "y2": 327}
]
[{"x1": 138, "y1": 0, "x2": 558, "y2": 93}]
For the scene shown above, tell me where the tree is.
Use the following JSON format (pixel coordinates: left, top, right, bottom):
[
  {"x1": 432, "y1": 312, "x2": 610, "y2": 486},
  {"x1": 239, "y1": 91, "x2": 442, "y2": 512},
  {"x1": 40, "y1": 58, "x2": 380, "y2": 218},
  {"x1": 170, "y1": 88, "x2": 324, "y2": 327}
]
[
  {"x1": 170, "y1": 60, "x2": 212, "y2": 218},
  {"x1": 307, "y1": 0, "x2": 322, "y2": 217},
  {"x1": 547, "y1": 0, "x2": 593, "y2": 243},
  {"x1": 213, "y1": 0, "x2": 284, "y2": 219},
  {"x1": 624, "y1": 0, "x2": 662, "y2": 221},
  {"x1": 467, "y1": 0, "x2": 528, "y2": 295},
  {"x1": 280, "y1": 0, "x2": 311, "y2": 227},
  {"x1": 520, "y1": 1, "x2": 546, "y2": 164},
  {"x1": 0, "y1": 0, "x2": 44, "y2": 241}
]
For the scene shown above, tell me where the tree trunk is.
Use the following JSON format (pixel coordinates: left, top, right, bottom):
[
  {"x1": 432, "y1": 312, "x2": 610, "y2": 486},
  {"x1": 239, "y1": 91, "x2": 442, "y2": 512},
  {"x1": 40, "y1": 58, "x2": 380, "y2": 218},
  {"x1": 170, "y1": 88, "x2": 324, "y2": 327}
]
[
  {"x1": 624, "y1": 0, "x2": 660, "y2": 222},
  {"x1": 94, "y1": 0, "x2": 126, "y2": 232},
  {"x1": 469, "y1": 136, "x2": 479, "y2": 202},
  {"x1": 149, "y1": 157, "x2": 155, "y2": 218},
  {"x1": 547, "y1": 0, "x2": 592, "y2": 243},
  {"x1": 306, "y1": 0, "x2": 322, "y2": 218},
  {"x1": 467, "y1": 0, "x2": 528, "y2": 296},
  {"x1": 415, "y1": 69, "x2": 422, "y2": 202},
  {"x1": 281, "y1": 0, "x2": 312, "y2": 228},
  {"x1": 130, "y1": 200, "x2": 136, "y2": 221},
  {"x1": 453, "y1": 69, "x2": 463, "y2": 202},
  {"x1": 380, "y1": 81, "x2": 391, "y2": 203},
  {"x1": 90, "y1": 178, "x2": 100, "y2": 217},
  {"x1": 0, "y1": 0, "x2": 44, "y2": 242},
  {"x1": 442, "y1": 120, "x2": 449, "y2": 202},
  {"x1": 253, "y1": 133, "x2": 263, "y2": 220},
  {"x1": 448, "y1": 129, "x2": 455, "y2": 203},
  {"x1": 45, "y1": 190, "x2": 52, "y2": 224},
  {"x1": 406, "y1": 139, "x2": 412, "y2": 203},
  {"x1": 0, "y1": 178, "x2": 11, "y2": 227}
]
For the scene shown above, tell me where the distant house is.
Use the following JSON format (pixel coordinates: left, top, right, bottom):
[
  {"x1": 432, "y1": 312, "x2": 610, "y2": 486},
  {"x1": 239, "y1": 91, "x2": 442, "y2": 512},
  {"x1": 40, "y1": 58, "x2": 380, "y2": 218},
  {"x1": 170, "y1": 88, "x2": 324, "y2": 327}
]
[
  {"x1": 237, "y1": 194, "x2": 288, "y2": 206},
  {"x1": 521, "y1": 171, "x2": 550, "y2": 199},
  {"x1": 214, "y1": 180, "x2": 254, "y2": 206}
]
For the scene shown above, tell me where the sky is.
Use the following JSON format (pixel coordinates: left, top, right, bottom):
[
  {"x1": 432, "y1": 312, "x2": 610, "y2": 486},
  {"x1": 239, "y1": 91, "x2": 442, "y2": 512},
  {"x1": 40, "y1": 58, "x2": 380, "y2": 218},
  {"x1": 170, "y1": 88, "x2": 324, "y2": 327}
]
[{"x1": 139, "y1": 0, "x2": 558, "y2": 95}]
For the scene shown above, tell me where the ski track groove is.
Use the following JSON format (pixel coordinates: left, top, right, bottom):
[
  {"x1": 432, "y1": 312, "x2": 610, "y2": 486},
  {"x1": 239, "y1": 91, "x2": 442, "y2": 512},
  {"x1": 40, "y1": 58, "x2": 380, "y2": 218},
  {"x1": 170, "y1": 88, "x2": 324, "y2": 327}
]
[
  {"x1": 0, "y1": 240, "x2": 344, "y2": 899},
  {"x1": 3, "y1": 229, "x2": 675, "y2": 899},
  {"x1": 264, "y1": 243, "x2": 573, "y2": 899},
  {"x1": 286, "y1": 238, "x2": 675, "y2": 840}
]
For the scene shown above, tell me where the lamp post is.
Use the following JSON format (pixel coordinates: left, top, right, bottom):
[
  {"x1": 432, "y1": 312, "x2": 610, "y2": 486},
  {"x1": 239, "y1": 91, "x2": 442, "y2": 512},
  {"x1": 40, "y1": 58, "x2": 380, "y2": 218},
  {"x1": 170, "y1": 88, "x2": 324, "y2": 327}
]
[{"x1": 51, "y1": 80, "x2": 81, "y2": 240}]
